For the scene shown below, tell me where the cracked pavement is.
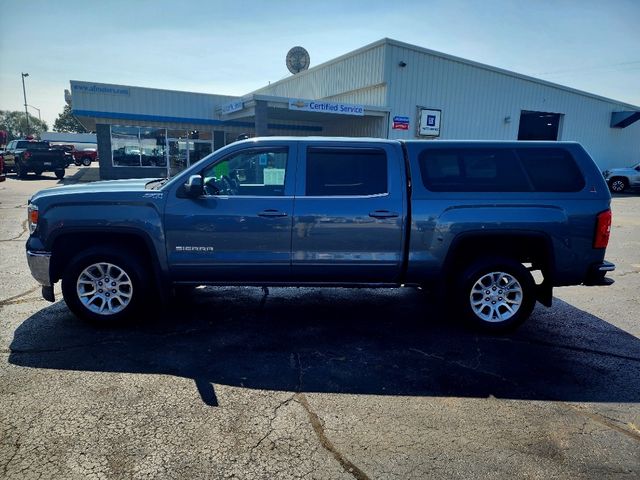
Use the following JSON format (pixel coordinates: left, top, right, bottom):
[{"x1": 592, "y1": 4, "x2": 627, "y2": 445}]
[{"x1": 1, "y1": 168, "x2": 639, "y2": 479}]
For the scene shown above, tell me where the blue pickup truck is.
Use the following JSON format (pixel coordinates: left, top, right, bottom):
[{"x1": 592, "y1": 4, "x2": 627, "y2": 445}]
[{"x1": 26, "y1": 138, "x2": 614, "y2": 331}]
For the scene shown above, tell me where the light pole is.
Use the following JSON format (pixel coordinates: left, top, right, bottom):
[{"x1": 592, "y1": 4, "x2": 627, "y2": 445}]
[
  {"x1": 27, "y1": 105, "x2": 41, "y2": 122},
  {"x1": 21, "y1": 72, "x2": 30, "y2": 136}
]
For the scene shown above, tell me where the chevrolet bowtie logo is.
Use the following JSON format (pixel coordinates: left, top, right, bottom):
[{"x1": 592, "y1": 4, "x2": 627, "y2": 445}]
[{"x1": 293, "y1": 101, "x2": 306, "y2": 108}]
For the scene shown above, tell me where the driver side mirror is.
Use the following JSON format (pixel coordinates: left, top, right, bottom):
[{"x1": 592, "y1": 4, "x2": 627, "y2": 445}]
[{"x1": 183, "y1": 175, "x2": 203, "y2": 197}]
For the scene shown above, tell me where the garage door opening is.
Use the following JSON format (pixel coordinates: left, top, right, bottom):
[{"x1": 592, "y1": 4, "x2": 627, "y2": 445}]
[{"x1": 517, "y1": 111, "x2": 562, "y2": 140}]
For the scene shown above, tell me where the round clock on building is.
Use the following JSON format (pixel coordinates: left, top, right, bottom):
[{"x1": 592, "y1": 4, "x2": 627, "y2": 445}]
[{"x1": 286, "y1": 46, "x2": 310, "y2": 74}]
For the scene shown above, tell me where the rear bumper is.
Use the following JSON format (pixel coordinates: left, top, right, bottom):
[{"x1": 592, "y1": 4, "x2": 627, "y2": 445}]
[{"x1": 583, "y1": 260, "x2": 615, "y2": 286}]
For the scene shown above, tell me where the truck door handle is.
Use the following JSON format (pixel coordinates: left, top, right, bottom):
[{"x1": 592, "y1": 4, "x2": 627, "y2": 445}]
[
  {"x1": 369, "y1": 210, "x2": 399, "y2": 219},
  {"x1": 258, "y1": 209, "x2": 288, "y2": 218}
]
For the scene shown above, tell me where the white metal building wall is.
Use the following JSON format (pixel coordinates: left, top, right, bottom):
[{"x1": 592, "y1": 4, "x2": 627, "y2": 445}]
[{"x1": 384, "y1": 41, "x2": 640, "y2": 170}]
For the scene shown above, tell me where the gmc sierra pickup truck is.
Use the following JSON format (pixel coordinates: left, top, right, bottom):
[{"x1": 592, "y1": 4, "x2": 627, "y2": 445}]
[
  {"x1": 26, "y1": 138, "x2": 615, "y2": 331},
  {"x1": 2, "y1": 139, "x2": 66, "y2": 179}
]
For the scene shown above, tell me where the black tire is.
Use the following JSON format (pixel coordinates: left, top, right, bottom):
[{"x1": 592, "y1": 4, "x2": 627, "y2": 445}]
[
  {"x1": 61, "y1": 246, "x2": 149, "y2": 325},
  {"x1": 82, "y1": 156, "x2": 92, "y2": 166},
  {"x1": 609, "y1": 177, "x2": 628, "y2": 193},
  {"x1": 15, "y1": 161, "x2": 28, "y2": 178},
  {"x1": 74, "y1": 159, "x2": 82, "y2": 166},
  {"x1": 33, "y1": 169, "x2": 43, "y2": 176},
  {"x1": 456, "y1": 257, "x2": 536, "y2": 332},
  {"x1": 54, "y1": 169, "x2": 65, "y2": 179}
]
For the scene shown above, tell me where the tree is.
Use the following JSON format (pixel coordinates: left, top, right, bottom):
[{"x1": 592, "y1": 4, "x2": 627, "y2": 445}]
[
  {"x1": 53, "y1": 105, "x2": 87, "y2": 133},
  {"x1": 0, "y1": 110, "x2": 48, "y2": 141}
]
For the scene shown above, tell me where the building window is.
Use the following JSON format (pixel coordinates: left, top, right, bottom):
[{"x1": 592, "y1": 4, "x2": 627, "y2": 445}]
[
  {"x1": 111, "y1": 126, "x2": 142, "y2": 167},
  {"x1": 140, "y1": 128, "x2": 167, "y2": 167},
  {"x1": 111, "y1": 126, "x2": 168, "y2": 169}
]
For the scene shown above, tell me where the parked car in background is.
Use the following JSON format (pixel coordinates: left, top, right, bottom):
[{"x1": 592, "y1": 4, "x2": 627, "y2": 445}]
[
  {"x1": 52, "y1": 144, "x2": 98, "y2": 166},
  {"x1": 2, "y1": 139, "x2": 66, "y2": 179},
  {"x1": 73, "y1": 148, "x2": 98, "y2": 166},
  {"x1": 603, "y1": 162, "x2": 640, "y2": 193},
  {"x1": 0, "y1": 154, "x2": 5, "y2": 182}
]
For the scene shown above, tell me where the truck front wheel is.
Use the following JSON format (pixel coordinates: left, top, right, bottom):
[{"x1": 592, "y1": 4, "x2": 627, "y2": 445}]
[
  {"x1": 456, "y1": 257, "x2": 536, "y2": 332},
  {"x1": 62, "y1": 247, "x2": 148, "y2": 324}
]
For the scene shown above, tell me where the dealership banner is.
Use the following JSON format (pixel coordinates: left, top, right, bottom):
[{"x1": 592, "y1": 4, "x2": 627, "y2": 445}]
[
  {"x1": 392, "y1": 115, "x2": 410, "y2": 130},
  {"x1": 289, "y1": 98, "x2": 364, "y2": 116}
]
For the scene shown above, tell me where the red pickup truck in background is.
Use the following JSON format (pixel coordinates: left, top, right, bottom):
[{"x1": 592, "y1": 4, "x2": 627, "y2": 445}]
[{"x1": 53, "y1": 144, "x2": 98, "y2": 166}]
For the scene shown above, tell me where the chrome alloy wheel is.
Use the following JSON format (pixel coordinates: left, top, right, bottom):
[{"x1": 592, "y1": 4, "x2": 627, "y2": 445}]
[
  {"x1": 76, "y1": 262, "x2": 133, "y2": 315},
  {"x1": 470, "y1": 271, "x2": 523, "y2": 323}
]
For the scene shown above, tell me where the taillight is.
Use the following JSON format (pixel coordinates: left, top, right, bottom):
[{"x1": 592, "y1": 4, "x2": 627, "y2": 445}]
[
  {"x1": 23, "y1": 151, "x2": 31, "y2": 160},
  {"x1": 593, "y1": 209, "x2": 612, "y2": 249}
]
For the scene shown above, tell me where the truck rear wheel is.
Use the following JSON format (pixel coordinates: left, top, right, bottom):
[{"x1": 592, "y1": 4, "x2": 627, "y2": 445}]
[
  {"x1": 82, "y1": 156, "x2": 92, "y2": 166},
  {"x1": 456, "y1": 257, "x2": 536, "y2": 332},
  {"x1": 15, "y1": 161, "x2": 27, "y2": 178},
  {"x1": 62, "y1": 246, "x2": 148, "y2": 325},
  {"x1": 55, "y1": 170, "x2": 65, "y2": 179}
]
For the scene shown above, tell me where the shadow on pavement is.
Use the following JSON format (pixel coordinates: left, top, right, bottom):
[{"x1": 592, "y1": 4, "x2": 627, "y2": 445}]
[{"x1": 9, "y1": 287, "x2": 640, "y2": 405}]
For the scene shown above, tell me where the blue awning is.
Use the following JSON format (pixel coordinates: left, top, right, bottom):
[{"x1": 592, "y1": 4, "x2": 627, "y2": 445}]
[{"x1": 610, "y1": 111, "x2": 640, "y2": 128}]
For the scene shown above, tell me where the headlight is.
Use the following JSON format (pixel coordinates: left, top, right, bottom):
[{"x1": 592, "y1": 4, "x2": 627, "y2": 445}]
[{"x1": 27, "y1": 204, "x2": 38, "y2": 234}]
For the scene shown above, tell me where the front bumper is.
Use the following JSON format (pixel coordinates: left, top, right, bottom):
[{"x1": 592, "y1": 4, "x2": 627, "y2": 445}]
[
  {"x1": 27, "y1": 250, "x2": 52, "y2": 286},
  {"x1": 583, "y1": 260, "x2": 616, "y2": 286},
  {"x1": 27, "y1": 250, "x2": 55, "y2": 302}
]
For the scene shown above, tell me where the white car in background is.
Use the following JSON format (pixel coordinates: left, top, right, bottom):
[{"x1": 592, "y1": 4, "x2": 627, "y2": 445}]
[{"x1": 603, "y1": 162, "x2": 640, "y2": 193}]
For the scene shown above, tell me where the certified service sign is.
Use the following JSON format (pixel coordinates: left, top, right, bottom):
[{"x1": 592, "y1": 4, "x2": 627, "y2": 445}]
[
  {"x1": 418, "y1": 108, "x2": 442, "y2": 137},
  {"x1": 289, "y1": 98, "x2": 364, "y2": 116}
]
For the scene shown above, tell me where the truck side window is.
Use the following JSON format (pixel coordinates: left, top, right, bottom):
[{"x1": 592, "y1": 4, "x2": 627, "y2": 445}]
[
  {"x1": 306, "y1": 147, "x2": 387, "y2": 196},
  {"x1": 202, "y1": 148, "x2": 288, "y2": 196},
  {"x1": 515, "y1": 148, "x2": 585, "y2": 192},
  {"x1": 419, "y1": 148, "x2": 530, "y2": 192}
]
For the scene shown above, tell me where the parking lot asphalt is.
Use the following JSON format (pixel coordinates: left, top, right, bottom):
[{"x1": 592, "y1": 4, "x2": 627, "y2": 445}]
[{"x1": 1, "y1": 167, "x2": 639, "y2": 479}]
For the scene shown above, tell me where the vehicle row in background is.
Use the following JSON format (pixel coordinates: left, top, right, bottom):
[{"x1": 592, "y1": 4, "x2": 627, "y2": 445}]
[{"x1": 0, "y1": 139, "x2": 66, "y2": 179}]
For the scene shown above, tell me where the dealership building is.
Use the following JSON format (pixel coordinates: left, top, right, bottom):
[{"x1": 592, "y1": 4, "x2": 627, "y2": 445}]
[{"x1": 69, "y1": 38, "x2": 640, "y2": 180}]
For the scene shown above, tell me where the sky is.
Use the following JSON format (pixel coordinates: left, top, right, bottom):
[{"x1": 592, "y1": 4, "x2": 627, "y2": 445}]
[{"x1": 0, "y1": 0, "x2": 638, "y2": 128}]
